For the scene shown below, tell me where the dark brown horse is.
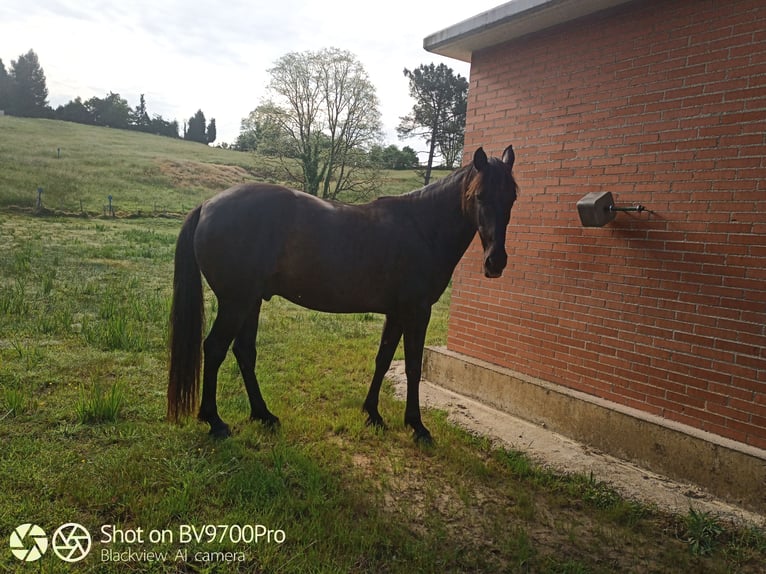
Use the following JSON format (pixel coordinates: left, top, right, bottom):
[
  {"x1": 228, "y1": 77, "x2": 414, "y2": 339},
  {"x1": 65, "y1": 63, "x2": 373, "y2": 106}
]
[{"x1": 168, "y1": 145, "x2": 518, "y2": 442}]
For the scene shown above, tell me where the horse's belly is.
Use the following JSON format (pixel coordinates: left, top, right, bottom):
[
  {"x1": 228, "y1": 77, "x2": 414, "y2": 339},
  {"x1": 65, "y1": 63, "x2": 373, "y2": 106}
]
[{"x1": 270, "y1": 272, "x2": 390, "y2": 314}]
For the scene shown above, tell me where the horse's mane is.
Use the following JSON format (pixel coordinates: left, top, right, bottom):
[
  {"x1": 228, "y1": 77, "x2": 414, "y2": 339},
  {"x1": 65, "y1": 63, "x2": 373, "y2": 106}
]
[
  {"x1": 389, "y1": 165, "x2": 474, "y2": 207},
  {"x1": 373, "y1": 157, "x2": 517, "y2": 216}
]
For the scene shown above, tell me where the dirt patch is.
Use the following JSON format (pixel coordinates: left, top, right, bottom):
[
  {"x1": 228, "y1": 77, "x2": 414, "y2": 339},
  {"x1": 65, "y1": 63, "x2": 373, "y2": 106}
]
[
  {"x1": 156, "y1": 159, "x2": 257, "y2": 191},
  {"x1": 387, "y1": 361, "x2": 764, "y2": 527},
  {"x1": 344, "y1": 417, "x2": 666, "y2": 572}
]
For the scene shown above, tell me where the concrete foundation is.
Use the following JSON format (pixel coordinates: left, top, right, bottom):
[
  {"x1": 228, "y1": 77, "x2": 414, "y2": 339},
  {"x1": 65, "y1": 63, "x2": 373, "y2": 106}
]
[{"x1": 423, "y1": 346, "x2": 766, "y2": 514}]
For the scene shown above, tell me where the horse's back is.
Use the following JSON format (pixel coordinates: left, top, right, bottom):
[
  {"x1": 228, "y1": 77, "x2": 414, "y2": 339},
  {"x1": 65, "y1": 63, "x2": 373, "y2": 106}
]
[{"x1": 192, "y1": 182, "x2": 435, "y2": 313}]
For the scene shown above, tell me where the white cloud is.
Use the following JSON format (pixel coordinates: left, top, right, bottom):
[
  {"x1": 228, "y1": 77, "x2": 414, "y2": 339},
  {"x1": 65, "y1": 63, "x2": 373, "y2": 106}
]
[{"x1": 1, "y1": 0, "x2": 496, "y2": 146}]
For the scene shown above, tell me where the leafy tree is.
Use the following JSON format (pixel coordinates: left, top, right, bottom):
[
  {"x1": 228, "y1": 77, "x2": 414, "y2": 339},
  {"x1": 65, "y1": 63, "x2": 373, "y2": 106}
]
[
  {"x1": 185, "y1": 109, "x2": 207, "y2": 143},
  {"x1": 436, "y1": 100, "x2": 467, "y2": 169},
  {"x1": 369, "y1": 144, "x2": 419, "y2": 170},
  {"x1": 250, "y1": 47, "x2": 382, "y2": 199},
  {"x1": 234, "y1": 127, "x2": 257, "y2": 152},
  {"x1": 400, "y1": 146, "x2": 419, "y2": 169},
  {"x1": 85, "y1": 92, "x2": 131, "y2": 129},
  {"x1": 206, "y1": 118, "x2": 216, "y2": 144},
  {"x1": 368, "y1": 144, "x2": 386, "y2": 168},
  {"x1": 236, "y1": 104, "x2": 291, "y2": 154},
  {"x1": 54, "y1": 97, "x2": 94, "y2": 124},
  {"x1": 8, "y1": 49, "x2": 50, "y2": 117},
  {"x1": 234, "y1": 117, "x2": 257, "y2": 151},
  {"x1": 131, "y1": 94, "x2": 151, "y2": 131},
  {"x1": 0, "y1": 59, "x2": 11, "y2": 112},
  {"x1": 149, "y1": 114, "x2": 180, "y2": 138},
  {"x1": 397, "y1": 63, "x2": 468, "y2": 184}
]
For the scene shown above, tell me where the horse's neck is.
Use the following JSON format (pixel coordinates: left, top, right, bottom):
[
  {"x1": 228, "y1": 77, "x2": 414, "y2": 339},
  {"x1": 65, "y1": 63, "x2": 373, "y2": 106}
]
[{"x1": 407, "y1": 170, "x2": 477, "y2": 263}]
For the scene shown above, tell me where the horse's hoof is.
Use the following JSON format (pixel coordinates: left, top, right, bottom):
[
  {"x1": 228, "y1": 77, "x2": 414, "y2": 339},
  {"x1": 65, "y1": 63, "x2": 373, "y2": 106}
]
[
  {"x1": 365, "y1": 414, "x2": 388, "y2": 430},
  {"x1": 250, "y1": 411, "x2": 280, "y2": 426},
  {"x1": 209, "y1": 422, "x2": 232, "y2": 439},
  {"x1": 413, "y1": 428, "x2": 434, "y2": 446},
  {"x1": 259, "y1": 415, "x2": 281, "y2": 431}
]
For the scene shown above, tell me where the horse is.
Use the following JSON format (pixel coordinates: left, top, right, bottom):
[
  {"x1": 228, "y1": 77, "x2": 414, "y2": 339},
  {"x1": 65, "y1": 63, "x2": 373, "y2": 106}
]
[{"x1": 167, "y1": 145, "x2": 518, "y2": 443}]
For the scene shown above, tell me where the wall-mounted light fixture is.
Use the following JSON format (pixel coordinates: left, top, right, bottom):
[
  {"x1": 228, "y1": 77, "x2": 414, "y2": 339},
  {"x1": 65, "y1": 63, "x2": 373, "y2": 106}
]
[{"x1": 576, "y1": 191, "x2": 646, "y2": 227}]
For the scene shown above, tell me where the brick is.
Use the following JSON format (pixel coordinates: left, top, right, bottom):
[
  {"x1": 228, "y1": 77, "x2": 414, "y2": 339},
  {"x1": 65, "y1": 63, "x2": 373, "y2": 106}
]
[{"x1": 450, "y1": 0, "x2": 766, "y2": 448}]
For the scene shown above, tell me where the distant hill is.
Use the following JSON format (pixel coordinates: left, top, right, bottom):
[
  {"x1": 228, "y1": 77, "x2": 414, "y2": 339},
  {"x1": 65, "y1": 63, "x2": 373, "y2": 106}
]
[
  {"x1": 0, "y1": 116, "x2": 284, "y2": 215},
  {"x1": 0, "y1": 116, "x2": 425, "y2": 216}
]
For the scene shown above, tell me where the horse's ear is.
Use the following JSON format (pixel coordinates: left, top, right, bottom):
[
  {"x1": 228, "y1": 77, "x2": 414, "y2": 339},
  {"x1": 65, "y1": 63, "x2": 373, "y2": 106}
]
[
  {"x1": 502, "y1": 145, "x2": 515, "y2": 169},
  {"x1": 473, "y1": 147, "x2": 488, "y2": 171}
]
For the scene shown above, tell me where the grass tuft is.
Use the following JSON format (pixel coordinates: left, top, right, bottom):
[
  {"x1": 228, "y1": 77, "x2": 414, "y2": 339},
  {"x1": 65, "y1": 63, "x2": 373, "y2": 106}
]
[
  {"x1": 75, "y1": 382, "x2": 124, "y2": 424},
  {"x1": 2, "y1": 386, "x2": 26, "y2": 417},
  {"x1": 684, "y1": 507, "x2": 725, "y2": 556}
]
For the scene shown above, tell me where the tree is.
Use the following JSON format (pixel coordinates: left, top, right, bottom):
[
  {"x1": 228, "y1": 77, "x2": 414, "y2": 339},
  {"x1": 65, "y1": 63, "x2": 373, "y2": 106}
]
[
  {"x1": 85, "y1": 92, "x2": 131, "y2": 129},
  {"x1": 397, "y1": 63, "x2": 468, "y2": 184},
  {"x1": 55, "y1": 97, "x2": 94, "y2": 124},
  {"x1": 8, "y1": 49, "x2": 50, "y2": 117},
  {"x1": 131, "y1": 93, "x2": 151, "y2": 131},
  {"x1": 149, "y1": 114, "x2": 180, "y2": 138},
  {"x1": 436, "y1": 99, "x2": 467, "y2": 169},
  {"x1": 0, "y1": 59, "x2": 10, "y2": 112},
  {"x1": 206, "y1": 118, "x2": 216, "y2": 144},
  {"x1": 235, "y1": 104, "x2": 291, "y2": 154},
  {"x1": 400, "y1": 146, "x2": 419, "y2": 169},
  {"x1": 185, "y1": 109, "x2": 207, "y2": 143},
  {"x1": 234, "y1": 113, "x2": 258, "y2": 152},
  {"x1": 250, "y1": 47, "x2": 382, "y2": 199},
  {"x1": 369, "y1": 144, "x2": 419, "y2": 170}
]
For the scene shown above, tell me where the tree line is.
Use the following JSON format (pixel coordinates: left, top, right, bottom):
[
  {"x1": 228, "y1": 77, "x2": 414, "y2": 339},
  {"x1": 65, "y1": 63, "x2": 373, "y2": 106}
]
[
  {"x1": 2, "y1": 47, "x2": 468, "y2": 197},
  {"x1": 0, "y1": 49, "x2": 215, "y2": 144}
]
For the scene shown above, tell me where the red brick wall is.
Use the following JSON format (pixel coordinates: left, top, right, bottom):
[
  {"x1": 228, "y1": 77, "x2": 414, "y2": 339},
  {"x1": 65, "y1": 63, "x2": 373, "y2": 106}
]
[{"x1": 449, "y1": 0, "x2": 766, "y2": 449}]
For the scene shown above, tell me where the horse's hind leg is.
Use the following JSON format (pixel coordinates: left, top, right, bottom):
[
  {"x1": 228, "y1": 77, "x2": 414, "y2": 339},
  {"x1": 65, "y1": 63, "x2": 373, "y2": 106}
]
[
  {"x1": 363, "y1": 315, "x2": 403, "y2": 429},
  {"x1": 232, "y1": 300, "x2": 279, "y2": 428},
  {"x1": 199, "y1": 301, "x2": 245, "y2": 438}
]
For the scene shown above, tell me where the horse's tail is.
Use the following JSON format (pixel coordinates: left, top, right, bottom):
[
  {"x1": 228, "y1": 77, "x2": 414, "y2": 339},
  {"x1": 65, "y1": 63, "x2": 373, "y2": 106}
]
[{"x1": 167, "y1": 205, "x2": 204, "y2": 422}]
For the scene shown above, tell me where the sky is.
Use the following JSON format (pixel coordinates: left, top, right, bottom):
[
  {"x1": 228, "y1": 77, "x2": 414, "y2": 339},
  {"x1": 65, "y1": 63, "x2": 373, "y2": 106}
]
[{"x1": 1, "y1": 0, "x2": 502, "y2": 151}]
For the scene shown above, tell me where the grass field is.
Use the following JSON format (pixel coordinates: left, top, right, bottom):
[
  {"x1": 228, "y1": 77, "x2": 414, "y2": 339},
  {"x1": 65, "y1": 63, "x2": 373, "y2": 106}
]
[
  {"x1": 1, "y1": 117, "x2": 765, "y2": 573},
  {"x1": 0, "y1": 116, "x2": 424, "y2": 214}
]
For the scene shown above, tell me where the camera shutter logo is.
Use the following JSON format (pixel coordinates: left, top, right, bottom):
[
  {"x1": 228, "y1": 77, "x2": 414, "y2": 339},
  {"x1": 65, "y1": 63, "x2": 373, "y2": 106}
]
[
  {"x1": 51, "y1": 523, "x2": 92, "y2": 563},
  {"x1": 9, "y1": 523, "x2": 48, "y2": 562}
]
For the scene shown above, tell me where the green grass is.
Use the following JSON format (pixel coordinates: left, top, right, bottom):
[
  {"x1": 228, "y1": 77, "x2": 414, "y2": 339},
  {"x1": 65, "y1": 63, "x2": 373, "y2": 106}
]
[
  {"x1": 684, "y1": 508, "x2": 725, "y2": 557},
  {"x1": 75, "y1": 382, "x2": 125, "y2": 424},
  {"x1": 0, "y1": 115, "x2": 425, "y2": 214},
  {"x1": 0, "y1": 118, "x2": 764, "y2": 573}
]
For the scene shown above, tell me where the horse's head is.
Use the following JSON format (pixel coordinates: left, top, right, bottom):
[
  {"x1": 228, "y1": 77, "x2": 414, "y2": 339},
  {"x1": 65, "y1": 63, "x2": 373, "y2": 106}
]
[{"x1": 464, "y1": 145, "x2": 518, "y2": 278}]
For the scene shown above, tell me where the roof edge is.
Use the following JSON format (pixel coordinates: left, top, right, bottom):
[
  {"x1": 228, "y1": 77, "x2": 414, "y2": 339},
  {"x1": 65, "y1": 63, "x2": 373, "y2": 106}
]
[{"x1": 424, "y1": 0, "x2": 636, "y2": 62}]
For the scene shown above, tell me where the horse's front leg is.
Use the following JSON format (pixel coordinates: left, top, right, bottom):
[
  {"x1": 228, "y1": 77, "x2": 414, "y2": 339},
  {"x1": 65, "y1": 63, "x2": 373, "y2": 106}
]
[
  {"x1": 402, "y1": 305, "x2": 432, "y2": 443},
  {"x1": 363, "y1": 315, "x2": 403, "y2": 429}
]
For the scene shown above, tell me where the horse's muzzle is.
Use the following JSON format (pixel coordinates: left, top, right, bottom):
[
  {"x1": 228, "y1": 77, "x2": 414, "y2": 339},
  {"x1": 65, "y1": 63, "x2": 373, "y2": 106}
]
[{"x1": 483, "y1": 252, "x2": 507, "y2": 279}]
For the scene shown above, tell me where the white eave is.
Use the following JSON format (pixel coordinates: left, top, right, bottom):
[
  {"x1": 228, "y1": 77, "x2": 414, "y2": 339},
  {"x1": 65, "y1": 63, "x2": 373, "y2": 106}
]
[{"x1": 424, "y1": 0, "x2": 636, "y2": 62}]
